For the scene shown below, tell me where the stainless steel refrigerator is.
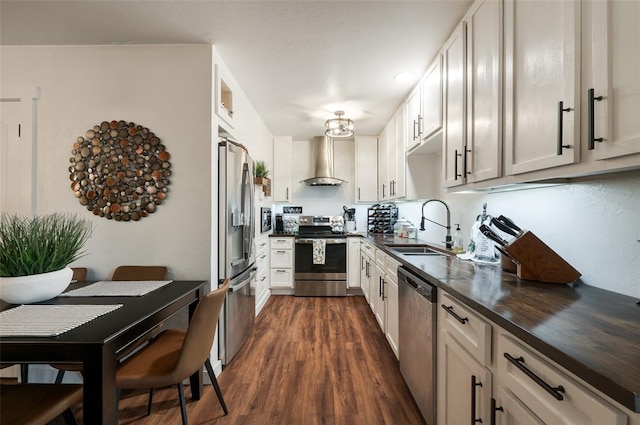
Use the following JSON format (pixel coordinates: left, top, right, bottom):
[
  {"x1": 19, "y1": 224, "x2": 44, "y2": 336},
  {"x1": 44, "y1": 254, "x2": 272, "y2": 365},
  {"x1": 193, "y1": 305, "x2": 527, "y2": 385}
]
[{"x1": 218, "y1": 138, "x2": 256, "y2": 365}]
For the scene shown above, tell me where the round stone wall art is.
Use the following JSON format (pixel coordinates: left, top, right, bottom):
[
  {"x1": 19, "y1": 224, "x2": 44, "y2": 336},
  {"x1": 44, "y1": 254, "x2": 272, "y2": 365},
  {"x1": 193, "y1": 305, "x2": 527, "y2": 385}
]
[{"x1": 69, "y1": 120, "x2": 171, "y2": 221}]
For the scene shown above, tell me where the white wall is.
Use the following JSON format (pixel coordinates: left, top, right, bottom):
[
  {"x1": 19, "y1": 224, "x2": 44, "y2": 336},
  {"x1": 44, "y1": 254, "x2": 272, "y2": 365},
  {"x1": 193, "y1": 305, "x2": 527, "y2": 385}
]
[
  {"x1": 397, "y1": 172, "x2": 640, "y2": 299},
  {"x1": 0, "y1": 45, "x2": 213, "y2": 282}
]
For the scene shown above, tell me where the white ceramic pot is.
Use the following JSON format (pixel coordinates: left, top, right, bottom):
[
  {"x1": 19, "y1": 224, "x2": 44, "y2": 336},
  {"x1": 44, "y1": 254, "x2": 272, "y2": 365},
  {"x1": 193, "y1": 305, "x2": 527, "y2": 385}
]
[{"x1": 0, "y1": 267, "x2": 73, "y2": 304}]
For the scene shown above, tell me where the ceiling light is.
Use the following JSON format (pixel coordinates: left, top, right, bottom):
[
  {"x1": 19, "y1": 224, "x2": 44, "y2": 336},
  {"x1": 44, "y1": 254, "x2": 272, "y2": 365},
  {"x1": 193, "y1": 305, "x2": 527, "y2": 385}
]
[
  {"x1": 324, "y1": 111, "x2": 354, "y2": 138},
  {"x1": 394, "y1": 71, "x2": 416, "y2": 83}
]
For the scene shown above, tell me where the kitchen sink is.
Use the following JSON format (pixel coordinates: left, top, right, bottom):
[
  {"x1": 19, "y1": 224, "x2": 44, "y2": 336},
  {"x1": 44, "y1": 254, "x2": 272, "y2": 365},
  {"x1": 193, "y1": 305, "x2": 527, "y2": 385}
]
[{"x1": 388, "y1": 246, "x2": 445, "y2": 256}]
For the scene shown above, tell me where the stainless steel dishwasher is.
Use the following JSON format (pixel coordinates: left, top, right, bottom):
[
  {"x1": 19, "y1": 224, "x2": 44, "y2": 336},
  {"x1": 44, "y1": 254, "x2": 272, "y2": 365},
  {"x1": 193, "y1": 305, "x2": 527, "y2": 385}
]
[{"x1": 398, "y1": 266, "x2": 437, "y2": 425}]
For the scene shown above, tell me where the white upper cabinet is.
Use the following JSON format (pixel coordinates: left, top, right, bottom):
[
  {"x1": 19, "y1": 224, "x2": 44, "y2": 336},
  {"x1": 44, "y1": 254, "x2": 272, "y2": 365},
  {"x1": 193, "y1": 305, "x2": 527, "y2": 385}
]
[
  {"x1": 585, "y1": 0, "x2": 640, "y2": 161},
  {"x1": 504, "y1": 0, "x2": 580, "y2": 175},
  {"x1": 465, "y1": 0, "x2": 503, "y2": 183},
  {"x1": 407, "y1": 56, "x2": 444, "y2": 156},
  {"x1": 272, "y1": 136, "x2": 292, "y2": 202},
  {"x1": 378, "y1": 120, "x2": 395, "y2": 201},
  {"x1": 393, "y1": 104, "x2": 406, "y2": 199},
  {"x1": 421, "y1": 57, "x2": 444, "y2": 142},
  {"x1": 354, "y1": 136, "x2": 378, "y2": 203},
  {"x1": 406, "y1": 86, "x2": 422, "y2": 151},
  {"x1": 442, "y1": 23, "x2": 467, "y2": 188}
]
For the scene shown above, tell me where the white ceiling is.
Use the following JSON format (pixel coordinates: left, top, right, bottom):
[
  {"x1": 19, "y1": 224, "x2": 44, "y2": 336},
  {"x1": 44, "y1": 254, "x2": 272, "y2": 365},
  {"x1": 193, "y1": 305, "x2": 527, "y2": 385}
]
[{"x1": 0, "y1": 0, "x2": 472, "y2": 140}]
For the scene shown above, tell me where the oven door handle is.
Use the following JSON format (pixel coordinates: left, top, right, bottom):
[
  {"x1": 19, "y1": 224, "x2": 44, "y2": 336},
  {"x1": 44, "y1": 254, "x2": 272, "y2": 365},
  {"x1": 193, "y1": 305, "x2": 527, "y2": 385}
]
[{"x1": 295, "y1": 239, "x2": 347, "y2": 244}]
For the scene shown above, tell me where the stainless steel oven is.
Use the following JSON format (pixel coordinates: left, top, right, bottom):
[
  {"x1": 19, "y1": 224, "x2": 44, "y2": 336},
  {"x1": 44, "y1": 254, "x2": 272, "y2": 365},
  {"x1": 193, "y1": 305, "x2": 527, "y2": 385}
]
[{"x1": 294, "y1": 215, "x2": 347, "y2": 296}]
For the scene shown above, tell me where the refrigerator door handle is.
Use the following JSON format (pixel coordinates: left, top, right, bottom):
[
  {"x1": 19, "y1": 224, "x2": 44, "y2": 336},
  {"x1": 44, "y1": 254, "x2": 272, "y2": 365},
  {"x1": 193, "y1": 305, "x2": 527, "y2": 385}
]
[
  {"x1": 228, "y1": 267, "x2": 257, "y2": 293},
  {"x1": 240, "y1": 162, "x2": 252, "y2": 260}
]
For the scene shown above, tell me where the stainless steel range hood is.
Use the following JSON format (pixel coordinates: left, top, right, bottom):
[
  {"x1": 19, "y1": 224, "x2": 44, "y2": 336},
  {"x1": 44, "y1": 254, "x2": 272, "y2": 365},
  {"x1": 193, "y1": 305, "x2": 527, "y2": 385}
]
[{"x1": 301, "y1": 136, "x2": 347, "y2": 186}]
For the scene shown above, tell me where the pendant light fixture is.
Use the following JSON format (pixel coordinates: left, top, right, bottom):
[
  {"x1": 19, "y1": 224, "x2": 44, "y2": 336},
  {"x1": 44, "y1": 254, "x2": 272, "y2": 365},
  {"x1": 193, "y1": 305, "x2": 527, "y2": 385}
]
[{"x1": 324, "y1": 110, "x2": 354, "y2": 138}]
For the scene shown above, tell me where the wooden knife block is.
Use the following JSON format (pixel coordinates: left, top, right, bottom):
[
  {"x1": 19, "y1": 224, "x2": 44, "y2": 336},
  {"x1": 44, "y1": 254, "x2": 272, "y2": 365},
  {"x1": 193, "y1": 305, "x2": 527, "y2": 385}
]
[{"x1": 505, "y1": 231, "x2": 581, "y2": 284}]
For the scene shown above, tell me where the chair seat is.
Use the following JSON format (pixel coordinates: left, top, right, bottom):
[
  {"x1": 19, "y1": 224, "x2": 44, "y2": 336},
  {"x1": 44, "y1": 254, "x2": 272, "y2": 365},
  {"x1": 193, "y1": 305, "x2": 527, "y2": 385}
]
[
  {"x1": 117, "y1": 329, "x2": 187, "y2": 389},
  {"x1": 0, "y1": 384, "x2": 82, "y2": 425}
]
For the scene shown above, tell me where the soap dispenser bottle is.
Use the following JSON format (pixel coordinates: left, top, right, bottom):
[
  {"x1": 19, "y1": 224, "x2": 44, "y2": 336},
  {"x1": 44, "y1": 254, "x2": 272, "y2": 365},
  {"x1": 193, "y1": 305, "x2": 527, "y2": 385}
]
[{"x1": 452, "y1": 224, "x2": 464, "y2": 253}]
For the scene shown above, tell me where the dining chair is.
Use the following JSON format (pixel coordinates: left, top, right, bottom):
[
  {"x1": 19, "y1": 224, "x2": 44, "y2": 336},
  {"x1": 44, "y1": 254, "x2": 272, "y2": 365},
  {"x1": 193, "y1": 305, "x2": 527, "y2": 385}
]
[
  {"x1": 112, "y1": 265, "x2": 168, "y2": 281},
  {"x1": 53, "y1": 265, "x2": 169, "y2": 384},
  {"x1": 0, "y1": 384, "x2": 82, "y2": 425},
  {"x1": 70, "y1": 267, "x2": 87, "y2": 281},
  {"x1": 115, "y1": 279, "x2": 230, "y2": 425}
]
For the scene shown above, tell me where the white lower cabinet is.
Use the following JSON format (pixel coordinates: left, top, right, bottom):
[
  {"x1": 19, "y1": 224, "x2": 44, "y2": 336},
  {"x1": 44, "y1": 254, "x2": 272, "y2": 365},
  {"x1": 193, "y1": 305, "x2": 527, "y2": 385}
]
[
  {"x1": 255, "y1": 233, "x2": 270, "y2": 315},
  {"x1": 494, "y1": 333, "x2": 626, "y2": 425},
  {"x1": 437, "y1": 288, "x2": 628, "y2": 425},
  {"x1": 269, "y1": 237, "x2": 294, "y2": 289},
  {"x1": 440, "y1": 331, "x2": 493, "y2": 425},
  {"x1": 384, "y1": 256, "x2": 400, "y2": 358},
  {"x1": 360, "y1": 242, "x2": 374, "y2": 304},
  {"x1": 347, "y1": 238, "x2": 360, "y2": 289}
]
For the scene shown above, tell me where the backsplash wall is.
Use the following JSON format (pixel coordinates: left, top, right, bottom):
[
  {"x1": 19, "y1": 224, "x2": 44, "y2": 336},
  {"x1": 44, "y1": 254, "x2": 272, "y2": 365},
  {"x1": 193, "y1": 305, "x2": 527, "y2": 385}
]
[{"x1": 397, "y1": 172, "x2": 640, "y2": 299}]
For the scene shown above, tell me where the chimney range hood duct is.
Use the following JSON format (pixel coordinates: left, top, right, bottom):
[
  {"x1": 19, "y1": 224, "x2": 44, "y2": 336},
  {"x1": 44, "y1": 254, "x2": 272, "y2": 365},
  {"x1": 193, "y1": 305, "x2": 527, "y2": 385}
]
[{"x1": 301, "y1": 136, "x2": 347, "y2": 186}]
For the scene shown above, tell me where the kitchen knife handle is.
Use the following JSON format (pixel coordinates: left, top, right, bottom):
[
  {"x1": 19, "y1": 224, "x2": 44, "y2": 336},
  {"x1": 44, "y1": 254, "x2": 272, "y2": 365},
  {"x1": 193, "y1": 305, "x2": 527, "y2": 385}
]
[
  {"x1": 498, "y1": 215, "x2": 522, "y2": 234},
  {"x1": 490, "y1": 217, "x2": 518, "y2": 237},
  {"x1": 479, "y1": 224, "x2": 507, "y2": 246},
  {"x1": 557, "y1": 101, "x2": 572, "y2": 155},
  {"x1": 588, "y1": 88, "x2": 604, "y2": 150}
]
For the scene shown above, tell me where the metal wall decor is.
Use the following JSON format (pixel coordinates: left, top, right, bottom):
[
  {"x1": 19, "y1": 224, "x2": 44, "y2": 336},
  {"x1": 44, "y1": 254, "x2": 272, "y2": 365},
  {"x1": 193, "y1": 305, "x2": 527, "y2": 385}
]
[{"x1": 69, "y1": 120, "x2": 171, "y2": 221}]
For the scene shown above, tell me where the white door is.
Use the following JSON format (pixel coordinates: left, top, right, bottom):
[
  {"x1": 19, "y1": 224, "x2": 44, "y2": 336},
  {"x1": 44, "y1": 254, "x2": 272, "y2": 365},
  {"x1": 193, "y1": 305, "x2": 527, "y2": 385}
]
[
  {"x1": 504, "y1": 0, "x2": 580, "y2": 175},
  {"x1": 0, "y1": 98, "x2": 34, "y2": 216}
]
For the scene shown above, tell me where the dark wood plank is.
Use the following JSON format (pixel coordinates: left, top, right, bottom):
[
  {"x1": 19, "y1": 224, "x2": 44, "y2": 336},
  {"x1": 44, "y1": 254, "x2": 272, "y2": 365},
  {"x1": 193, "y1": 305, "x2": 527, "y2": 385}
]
[{"x1": 55, "y1": 295, "x2": 427, "y2": 424}]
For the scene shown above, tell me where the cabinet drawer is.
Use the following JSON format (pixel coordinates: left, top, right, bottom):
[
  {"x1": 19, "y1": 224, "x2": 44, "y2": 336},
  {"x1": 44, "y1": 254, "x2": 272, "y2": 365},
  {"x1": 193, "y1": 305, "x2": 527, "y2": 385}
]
[
  {"x1": 385, "y1": 257, "x2": 401, "y2": 282},
  {"x1": 270, "y1": 249, "x2": 292, "y2": 268},
  {"x1": 256, "y1": 250, "x2": 269, "y2": 273},
  {"x1": 256, "y1": 237, "x2": 269, "y2": 255},
  {"x1": 375, "y1": 249, "x2": 386, "y2": 268},
  {"x1": 270, "y1": 268, "x2": 293, "y2": 288},
  {"x1": 362, "y1": 241, "x2": 375, "y2": 257},
  {"x1": 255, "y1": 270, "x2": 269, "y2": 294},
  {"x1": 440, "y1": 292, "x2": 491, "y2": 365},
  {"x1": 497, "y1": 334, "x2": 626, "y2": 425},
  {"x1": 270, "y1": 237, "x2": 294, "y2": 249}
]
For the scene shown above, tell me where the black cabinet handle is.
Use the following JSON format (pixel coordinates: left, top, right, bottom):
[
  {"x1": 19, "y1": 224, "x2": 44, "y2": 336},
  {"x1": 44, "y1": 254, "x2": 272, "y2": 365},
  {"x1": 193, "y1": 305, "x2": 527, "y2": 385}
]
[
  {"x1": 382, "y1": 183, "x2": 386, "y2": 198},
  {"x1": 504, "y1": 353, "x2": 565, "y2": 400},
  {"x1": 588, "y1": 88, "x2": 604, "y2": 150},
  {"x1": 464, "y1": 144, "x2": 471, "y2": 176},
  {"x1": 557, "y1": 101, "x2": 572, "y2": 155},
  {"x1": 490, "y1": 398, "x2": 503, "y2": 425},
  {"x1": 379, "y1": 276, "x2": 383, "y2": 297},
  {"x1": 413, "y1": 119, "x2": 418, "y2": 141},
  {"x1": 441, "y1": 304, "x2": 469, "y2": 324},
  {"x1": 471, "y1": 375, "x2": 483, "y2": 424},
  {"x1": 454, "y1": 150, "x2": 462, "y2": 180}
]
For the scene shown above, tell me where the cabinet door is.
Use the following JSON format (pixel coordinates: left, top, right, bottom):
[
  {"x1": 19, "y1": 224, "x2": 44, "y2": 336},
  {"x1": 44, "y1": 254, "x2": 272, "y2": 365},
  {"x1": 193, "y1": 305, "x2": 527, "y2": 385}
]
[
  {"x1": 347, "y1": 238, "x2": 360, "y2": 288},
  {"x1": 504, "y1": 0, "x2": 580, "y2": 175},
  {"x1": 385, "y1": 273, "x2": 399, "y2": 359},
  {"x1": 360, "y1": 253, "x2": 370, "y2": 302},
  {"x1": 442, "y1": 23, "x2": 467, "y2": 188},
  {"x1": 377, "y1": 125, "x2": 390, "y2": 201},
  {"x1": 372, "y1": 263, "x2": 386, "y2": 331},
  {"x1": 406, "y1": 87, "x2": 422, "y2": 151},
  {"x1": 494, "y1": 387, "x2": 545, "y2": 425},
  {"x1": 354, "y1": 136, "x2": 378, "y2": 203},
  {"x1": 440, "y1": 331, "x2": 492, "y2": 425},
  {"x1": 421, "y1": 57, "x2": 443, "y2": 141},
  {"x1": 272, "y1": 136, "x2": 292, "y2": 202},
  {"x1": 466, "y1": 0, "x2": 503, "y2": 183},
  {"x1": 587, "y1": 0, "x2": 640, "y2": 160},
  {"x1": 393, "y1": 105, "x2": 406, "y2": 199}
]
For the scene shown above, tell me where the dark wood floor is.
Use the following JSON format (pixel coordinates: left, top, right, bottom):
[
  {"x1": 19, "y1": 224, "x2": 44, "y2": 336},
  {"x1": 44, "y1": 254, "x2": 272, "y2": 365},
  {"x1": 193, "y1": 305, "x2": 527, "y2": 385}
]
[{"x1": 56, "y1": 295, "x2": 427, "y2": 424}]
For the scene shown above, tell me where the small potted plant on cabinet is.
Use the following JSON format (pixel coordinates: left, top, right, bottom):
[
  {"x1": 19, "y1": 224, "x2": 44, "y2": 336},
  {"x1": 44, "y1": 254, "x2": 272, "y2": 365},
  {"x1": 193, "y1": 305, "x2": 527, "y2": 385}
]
[
  {"x1": 0, "y1": 213, "x2": 91, "y2": 304},
  {"x1": 253, "y1": 160, "x2": 271, "y2": 197}
]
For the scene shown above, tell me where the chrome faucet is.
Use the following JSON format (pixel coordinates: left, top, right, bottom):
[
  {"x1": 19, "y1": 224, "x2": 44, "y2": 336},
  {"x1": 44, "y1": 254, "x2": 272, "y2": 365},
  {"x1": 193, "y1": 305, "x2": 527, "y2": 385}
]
[{"x1": 420, "y1": 199, "x2": 452, "y2": 250}]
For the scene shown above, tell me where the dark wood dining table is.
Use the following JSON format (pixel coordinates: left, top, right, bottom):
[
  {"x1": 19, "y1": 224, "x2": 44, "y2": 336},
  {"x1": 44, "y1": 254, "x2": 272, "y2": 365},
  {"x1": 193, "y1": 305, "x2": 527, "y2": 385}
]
[{"x1": 0, "y1": 280, "x2": 208, "y2": 424}]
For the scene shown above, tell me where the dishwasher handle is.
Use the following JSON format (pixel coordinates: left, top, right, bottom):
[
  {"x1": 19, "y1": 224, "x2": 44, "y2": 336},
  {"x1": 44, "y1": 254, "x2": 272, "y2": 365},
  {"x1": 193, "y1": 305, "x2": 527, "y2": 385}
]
[{"x1": 398, "y1": 266, "x2": 436, "y2": 302}]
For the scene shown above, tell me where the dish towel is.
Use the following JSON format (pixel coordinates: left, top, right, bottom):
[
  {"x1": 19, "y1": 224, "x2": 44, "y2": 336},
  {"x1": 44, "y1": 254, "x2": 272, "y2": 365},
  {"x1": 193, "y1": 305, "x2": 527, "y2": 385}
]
[{"x1": 313, "y1": 239, "x2": 326, "y2": 265}]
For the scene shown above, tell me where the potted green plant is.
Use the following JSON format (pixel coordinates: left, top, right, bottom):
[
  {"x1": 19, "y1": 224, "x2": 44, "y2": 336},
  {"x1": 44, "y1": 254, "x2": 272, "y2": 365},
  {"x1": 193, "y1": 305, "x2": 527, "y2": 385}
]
[
  {"x1": 0, "y1": 213, "x2": 91, "y2": 304},
  {"x1": 253, "y1": 160, "x2": 271, "y2": 196}
]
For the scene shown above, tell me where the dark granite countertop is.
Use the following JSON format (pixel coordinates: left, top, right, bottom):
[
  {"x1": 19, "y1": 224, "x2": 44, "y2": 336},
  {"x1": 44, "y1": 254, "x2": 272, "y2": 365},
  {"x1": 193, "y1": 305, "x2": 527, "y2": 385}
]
[{"x1": 362, "y1": 234, "x2": 640, "y2": 413}]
